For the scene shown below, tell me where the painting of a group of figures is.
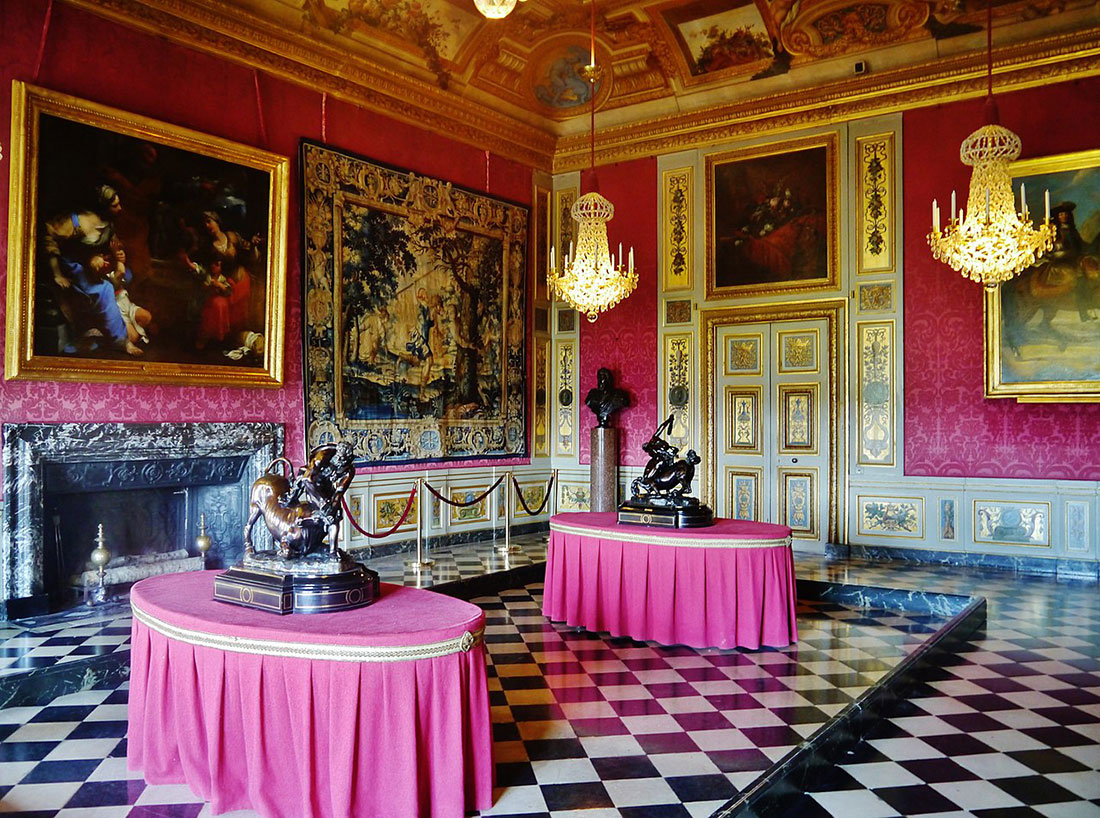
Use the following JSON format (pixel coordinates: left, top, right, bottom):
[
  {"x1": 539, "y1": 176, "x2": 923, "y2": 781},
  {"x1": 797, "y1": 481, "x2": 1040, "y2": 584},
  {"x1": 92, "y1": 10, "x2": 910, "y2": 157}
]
[
  {"x1": 6, "y1": 83, "x2": 287, "y2": 386},
  {"x1": 302, "y1": 141, "x2": 528, "y2": 465}
]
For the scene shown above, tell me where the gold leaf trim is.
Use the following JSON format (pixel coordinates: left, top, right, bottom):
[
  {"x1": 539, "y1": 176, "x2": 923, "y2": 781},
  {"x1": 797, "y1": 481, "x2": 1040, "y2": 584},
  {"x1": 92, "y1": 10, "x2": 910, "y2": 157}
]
[
  {"x1": 131, "y1": 602, "x2": 484, "y2": 662},
  {"x1": 549, "y1": 519, "x2": 791, "y2": 550}
]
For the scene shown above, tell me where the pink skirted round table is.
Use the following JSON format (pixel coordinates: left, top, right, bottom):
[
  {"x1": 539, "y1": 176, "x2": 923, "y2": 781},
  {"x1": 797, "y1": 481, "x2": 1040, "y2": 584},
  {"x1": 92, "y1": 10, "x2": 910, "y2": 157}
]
[
  {"x1": 127, "y1": 571, "x2": 492, "y2": 818},
  {"x1": 544, "y1": 512, "x2": 798, "y2": 650}
]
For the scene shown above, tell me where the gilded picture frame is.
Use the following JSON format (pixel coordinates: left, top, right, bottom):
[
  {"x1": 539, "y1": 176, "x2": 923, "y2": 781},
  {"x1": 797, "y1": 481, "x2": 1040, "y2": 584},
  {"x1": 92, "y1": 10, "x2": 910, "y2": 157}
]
[
  {"x1": 986, "y1": 148, "x2": 1100, "y2": 402},
  {"x1": 5, "y1": 82, "x2": 288, "y2": 387},
  {"x1": 705, "y1": 133, "x2": 839, "y2": 299},
  {"x1": 301, "y1": 140, "x2": 529, "y2": 466}
]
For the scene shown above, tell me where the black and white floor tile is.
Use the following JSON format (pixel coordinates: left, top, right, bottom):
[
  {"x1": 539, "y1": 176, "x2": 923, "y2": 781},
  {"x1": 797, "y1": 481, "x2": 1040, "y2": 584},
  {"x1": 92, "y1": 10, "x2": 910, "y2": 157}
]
[
  {"x1": 0, "y1": 604, "x2": 131, "y2": 678},
  {"x1": 0, "y1": 545, "x2": 1098, "y2": 817}
]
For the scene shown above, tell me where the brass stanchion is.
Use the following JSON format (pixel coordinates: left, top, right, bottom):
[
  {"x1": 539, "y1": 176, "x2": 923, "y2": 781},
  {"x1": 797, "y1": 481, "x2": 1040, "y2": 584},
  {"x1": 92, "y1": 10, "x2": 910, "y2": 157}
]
[
  {"x1": 405, "y1": 477, "x2": 434, "y2": 571},
  {"x1": 497, "y1": 471, "x2": 521, "y2": 554},
  {"x1": 552, "y1": 469, "x2": 559, "y2": 516}
]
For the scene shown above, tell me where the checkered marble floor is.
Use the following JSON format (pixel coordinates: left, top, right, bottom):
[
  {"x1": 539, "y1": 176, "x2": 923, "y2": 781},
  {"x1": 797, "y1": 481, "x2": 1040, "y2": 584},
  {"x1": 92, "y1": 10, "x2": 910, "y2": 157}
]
[
  {"x1": 0, "y1": 552, "x2": 1097, "y2": 817},
  {"x1": 0, "y1": 603, "x2": 131, "y2": 678},
  {"x1": 774, "y1": 558, "x2": 1100, "y2": 818}
]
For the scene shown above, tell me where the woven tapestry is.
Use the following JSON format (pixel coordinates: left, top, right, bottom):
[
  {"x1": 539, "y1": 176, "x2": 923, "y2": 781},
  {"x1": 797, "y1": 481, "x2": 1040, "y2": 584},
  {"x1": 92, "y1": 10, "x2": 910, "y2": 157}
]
[{"x1": 301, "y1": 140, "x2": 528, "y2": 464}]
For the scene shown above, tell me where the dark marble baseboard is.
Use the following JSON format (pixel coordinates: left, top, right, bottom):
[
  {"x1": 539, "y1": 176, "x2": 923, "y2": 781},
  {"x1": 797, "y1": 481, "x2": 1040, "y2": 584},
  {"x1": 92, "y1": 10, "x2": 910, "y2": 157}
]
[
  {"x1": 0, "y1": 651, "x2": 131, "y2": 709},
  {"x1": 431, "y1": 562, "x2": 546, "y2": 601},
  {"x1": 829, "y1": 542, "x2": 1100, "y2": 582},
  {"x1": 714, "y1": 581, "x2": 986, "y2": 818}
]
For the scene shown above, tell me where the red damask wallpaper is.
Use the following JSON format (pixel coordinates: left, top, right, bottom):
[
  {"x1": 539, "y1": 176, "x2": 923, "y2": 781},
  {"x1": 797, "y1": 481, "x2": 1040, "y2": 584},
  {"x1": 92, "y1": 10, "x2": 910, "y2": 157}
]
[
  {"x1": 0, "y1": 0, "x2": 533, "y2": 487},
  {"x1": 903, "y1": 79, "x2": 1100, "y2": 480},
  {"x1": 577, "y1": 161, "x2": 659, "y2": 467}
]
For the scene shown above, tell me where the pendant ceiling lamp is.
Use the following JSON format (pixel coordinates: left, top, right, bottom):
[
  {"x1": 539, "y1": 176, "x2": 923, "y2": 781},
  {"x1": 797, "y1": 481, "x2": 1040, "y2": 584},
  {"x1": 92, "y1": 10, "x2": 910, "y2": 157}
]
[
  {"x1": 927, "y1": 0, "x2": 1054, "y2": 288},
  {"x1": 473, "y1": 0, "x2": 521, "y2": 20},
  {"x1": 547, "y1": 1, "x2": 638, "y2": 321}
]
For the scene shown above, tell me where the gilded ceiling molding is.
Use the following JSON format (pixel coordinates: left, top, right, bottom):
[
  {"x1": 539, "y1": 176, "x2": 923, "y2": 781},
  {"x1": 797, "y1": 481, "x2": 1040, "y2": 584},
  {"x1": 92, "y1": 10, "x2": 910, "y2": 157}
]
[
  {"x1": 552, "y1": 28, "x2": 1100, "y2": 171},
  {"x1": 63, "y1": 0, "x2": 557, "y2": 170}
]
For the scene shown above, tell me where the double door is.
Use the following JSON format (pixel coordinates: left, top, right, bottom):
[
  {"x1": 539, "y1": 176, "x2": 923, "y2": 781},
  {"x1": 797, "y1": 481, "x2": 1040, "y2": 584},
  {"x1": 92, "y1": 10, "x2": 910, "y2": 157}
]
[{"x1": 715, "y1": 318, "x2": 830, "y2": 552}]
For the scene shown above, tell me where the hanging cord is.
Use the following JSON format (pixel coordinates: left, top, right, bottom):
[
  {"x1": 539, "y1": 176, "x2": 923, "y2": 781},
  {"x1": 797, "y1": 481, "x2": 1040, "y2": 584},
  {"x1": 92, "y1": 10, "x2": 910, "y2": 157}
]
[
  {"x1": 253, "y1": 69, "x2": 269, "y2": 147},
  {"x1": 485, "y1": 150, "x2": 491, "y2": 191},
  {"x1": 342, "y1": 487, "x2": 417, "y2": 539},
  {"x1": 511, "y1": 473, "x2": 556, "y2": 516},
  {"x1": 33, "y1": 0, "x2": 55, "y2": 83},
  {"x1": 986, "y1": 0, "x2": 993, "y2": 100},
  {"x1": 321, "y1": 91, "x2": 328, "y2": 143},
  {"x1": 588, "y1": 0, "x2": 596, "y2": 174},
  {"x1": 424, "y1": 475, "x2": 505, "y2": 508}
]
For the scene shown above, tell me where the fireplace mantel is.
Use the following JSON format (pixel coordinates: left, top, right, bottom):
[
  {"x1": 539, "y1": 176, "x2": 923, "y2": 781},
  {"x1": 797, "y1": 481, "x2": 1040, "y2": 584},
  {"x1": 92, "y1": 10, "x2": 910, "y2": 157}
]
[{"x1": 2, "y1": 422, "x2": 282, "y2": 619}]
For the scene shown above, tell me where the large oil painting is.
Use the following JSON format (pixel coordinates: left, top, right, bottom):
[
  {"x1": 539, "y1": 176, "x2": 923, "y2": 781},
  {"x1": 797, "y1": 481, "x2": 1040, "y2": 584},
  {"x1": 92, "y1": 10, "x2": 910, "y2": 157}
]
[
  {"x1": 705, "y1": 133, "x2": 838, "y2": 299},
  {"x1": 986, "y1": 148, "x2": 1100, "y2": 401},
  {"x1": 301, "y1": 140, "x2": 528, "y2": 465},
  {"x1": 5, "y1": 82, "x2": 288, "y2": 387}
]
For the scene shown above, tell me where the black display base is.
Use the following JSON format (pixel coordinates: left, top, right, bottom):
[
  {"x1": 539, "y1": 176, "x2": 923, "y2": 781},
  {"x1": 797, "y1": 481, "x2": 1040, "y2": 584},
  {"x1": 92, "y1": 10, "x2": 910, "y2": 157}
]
[
  {"x1": 617, "y1": 501, "x2": 714, "y2": 528},
  {"x1": 213, "y1": 562, "x2": 380, "y2": 614}
]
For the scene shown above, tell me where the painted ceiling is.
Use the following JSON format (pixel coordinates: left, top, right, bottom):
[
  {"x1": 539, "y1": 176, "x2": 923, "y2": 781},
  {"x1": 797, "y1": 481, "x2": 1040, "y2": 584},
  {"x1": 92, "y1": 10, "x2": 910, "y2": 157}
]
[{"x1": 76, "y1": 0, "x2": 1100, "y2": 167}]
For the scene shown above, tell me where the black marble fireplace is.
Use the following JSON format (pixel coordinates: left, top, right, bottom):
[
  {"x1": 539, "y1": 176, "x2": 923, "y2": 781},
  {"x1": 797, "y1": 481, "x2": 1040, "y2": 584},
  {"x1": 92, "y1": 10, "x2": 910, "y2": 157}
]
[{"x1": 2, "y1": 422, "x2": 282, "y2": 619}]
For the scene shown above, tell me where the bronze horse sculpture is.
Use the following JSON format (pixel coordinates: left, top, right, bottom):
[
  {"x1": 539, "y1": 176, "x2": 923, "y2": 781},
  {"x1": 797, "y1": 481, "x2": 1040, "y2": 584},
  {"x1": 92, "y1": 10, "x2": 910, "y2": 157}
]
[{"x1": 244, "y1": 442, "x2": 356, "y2": 559}]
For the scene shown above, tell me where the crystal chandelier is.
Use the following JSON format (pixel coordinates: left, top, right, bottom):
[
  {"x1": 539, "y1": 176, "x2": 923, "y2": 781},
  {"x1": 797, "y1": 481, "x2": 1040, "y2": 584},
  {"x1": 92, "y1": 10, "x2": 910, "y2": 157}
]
[
  {"x1": 547, "y1": 1, "x2": 637, "y2": 321},
  {"x1": 473, "y1": 0, "x2": 520, "y2": 20},
  {"x1": 927, "y1": 0, "x2": 1054, "y2": 288}
]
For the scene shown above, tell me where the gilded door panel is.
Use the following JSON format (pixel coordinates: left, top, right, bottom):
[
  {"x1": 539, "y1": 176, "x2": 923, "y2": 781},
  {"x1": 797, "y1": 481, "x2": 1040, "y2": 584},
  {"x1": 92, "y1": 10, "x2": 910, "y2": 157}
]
[
  {"x1": 780, "y1": 468, "x2": 818, "y2": 538},
  {"x1": 726, "y1": 467, "x2": 763, "y2": 521},
  {"x1": 725, "y1": 386, "x2": 763, "y2": 453},
  {"x1": 716, "y1": 317, "x2": 829, "y2": 551},
  {"x1": 725, "y1": 333, "x2": 763, "y2": 376},
  {"x1": 778, "y1": 384, "x2": 818, "y2": 454}
]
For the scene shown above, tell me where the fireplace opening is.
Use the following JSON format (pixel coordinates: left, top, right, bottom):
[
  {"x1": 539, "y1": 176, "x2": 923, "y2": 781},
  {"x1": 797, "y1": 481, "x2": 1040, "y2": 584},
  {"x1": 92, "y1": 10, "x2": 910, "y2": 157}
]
[
  {"x1": 3, "y1": 422, "x2": 283, "y2": 621},
  {"x1": 44, "y1": 487, "x2": 189, "y2": 610}
]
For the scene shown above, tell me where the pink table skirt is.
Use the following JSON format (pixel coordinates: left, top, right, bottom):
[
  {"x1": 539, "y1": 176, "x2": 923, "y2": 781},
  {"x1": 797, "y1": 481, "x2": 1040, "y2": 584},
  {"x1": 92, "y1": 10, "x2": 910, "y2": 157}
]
[
  {"x1": 543, "y1": 513, "x2": 798, "y2": 650},
  {"x1": 128, "y1": 571, "x2": 492, "y2": 818}
]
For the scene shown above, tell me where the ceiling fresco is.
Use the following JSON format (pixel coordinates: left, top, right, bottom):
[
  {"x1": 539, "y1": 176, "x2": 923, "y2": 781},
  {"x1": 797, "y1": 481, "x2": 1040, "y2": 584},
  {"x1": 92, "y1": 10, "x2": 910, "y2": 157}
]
[
  {"x1": 271, "y1": 0, "x2": 1096, "y2": 120},
  {"x1": 70, "y1": 0, "x2": 1100, "y2": 166}
]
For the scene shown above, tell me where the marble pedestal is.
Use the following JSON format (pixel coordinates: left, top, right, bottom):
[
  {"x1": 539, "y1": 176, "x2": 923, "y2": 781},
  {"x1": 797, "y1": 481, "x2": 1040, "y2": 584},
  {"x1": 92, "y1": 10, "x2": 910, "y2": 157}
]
[{"x1": 590, "y1": 427, "x2": 619, "y2": 513}]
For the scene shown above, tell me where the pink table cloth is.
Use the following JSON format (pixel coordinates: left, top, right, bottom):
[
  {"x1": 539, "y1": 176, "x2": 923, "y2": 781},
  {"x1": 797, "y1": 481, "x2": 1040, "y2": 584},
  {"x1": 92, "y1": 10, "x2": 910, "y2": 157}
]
[
  {"x1": 544, "y1": 512, "x2": 798, "y2": 650},
  {"x1": 128, "y1": 571, "x2": 492, "y2": 818}
]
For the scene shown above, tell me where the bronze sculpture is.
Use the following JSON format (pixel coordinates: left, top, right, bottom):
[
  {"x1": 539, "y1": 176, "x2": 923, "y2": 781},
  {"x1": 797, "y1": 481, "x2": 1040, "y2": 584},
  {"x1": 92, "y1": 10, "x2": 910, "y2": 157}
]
[
  {"x1": 584, "y1": 367, "x2": 630, "y2": 428},
  {"x1": 217, "y1": 441, "x2": 379, "y2": 613},
  {"x1": 244, "y1": 442, "x2": 355, "y2": 559},
  {"x1": 619, "y1": 414, "x2": 713, "y2": 528}
]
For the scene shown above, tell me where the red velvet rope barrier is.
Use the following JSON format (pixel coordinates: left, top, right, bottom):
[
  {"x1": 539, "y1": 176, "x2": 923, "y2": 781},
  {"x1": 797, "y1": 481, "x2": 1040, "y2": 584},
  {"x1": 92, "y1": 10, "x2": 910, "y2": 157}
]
[
  {"x1": 512, "y1": 474, "x2": 556, "y2": 517},
  {"x1": 341, "y1": 487, "x2": 417, "y2": 540},
  {"x1": 424, "y1": 475, "x2": 505, "y2": 508}
]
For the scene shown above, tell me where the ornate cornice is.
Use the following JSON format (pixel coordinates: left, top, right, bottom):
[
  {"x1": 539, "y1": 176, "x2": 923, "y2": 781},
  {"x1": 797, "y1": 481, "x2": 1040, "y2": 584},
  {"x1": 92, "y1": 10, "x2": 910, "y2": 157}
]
[
  {"x1": 552, "y1": 27, "x2": 1100, "y2": 171},
  {"x1": 57, "y1": 1, "x2": 1100, "y2": 172},
  {"x1": 63, "y1": 0, "x2": 558, "y2": 170}
]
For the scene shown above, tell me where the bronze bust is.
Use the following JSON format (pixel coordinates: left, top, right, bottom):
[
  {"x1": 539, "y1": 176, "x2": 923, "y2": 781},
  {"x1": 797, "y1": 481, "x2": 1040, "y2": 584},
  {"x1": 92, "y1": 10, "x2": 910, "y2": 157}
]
[{"x1": 584, "y1": 367, "x2": 630, "y2": 428}]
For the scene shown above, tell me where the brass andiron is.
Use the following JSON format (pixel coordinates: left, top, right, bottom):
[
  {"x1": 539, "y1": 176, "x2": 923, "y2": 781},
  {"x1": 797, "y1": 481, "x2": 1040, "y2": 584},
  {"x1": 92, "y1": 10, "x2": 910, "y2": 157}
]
[
  {"x1": 89, "y1": 524, "x2": 111, "y2": 605},
  {"x1": 195, "y1": 513, "x2": 212, "y2": 566}
]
